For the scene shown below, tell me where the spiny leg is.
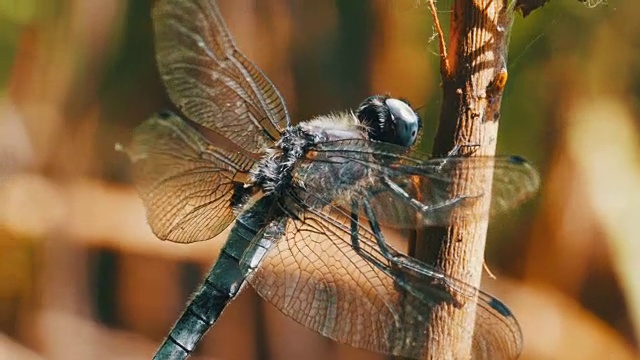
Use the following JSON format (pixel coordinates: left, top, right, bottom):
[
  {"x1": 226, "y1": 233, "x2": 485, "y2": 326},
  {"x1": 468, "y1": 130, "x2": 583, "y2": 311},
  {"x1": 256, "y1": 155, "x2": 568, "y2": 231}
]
[
  {"x1": 349, "y1": 200, "x2": 396, "y2": 275},
  {"x1": 360, "y1": 198, "x2": 460, "y2": 306},
  {"x1": 380, "y1": 176, "x2": 476, "y2": 217}
]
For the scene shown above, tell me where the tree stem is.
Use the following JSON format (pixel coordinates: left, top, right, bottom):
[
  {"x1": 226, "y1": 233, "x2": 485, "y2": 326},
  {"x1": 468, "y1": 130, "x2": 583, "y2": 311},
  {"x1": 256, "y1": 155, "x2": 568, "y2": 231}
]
[{"x1": 410, "y1": 0, "x2": 515, "y2": 358}]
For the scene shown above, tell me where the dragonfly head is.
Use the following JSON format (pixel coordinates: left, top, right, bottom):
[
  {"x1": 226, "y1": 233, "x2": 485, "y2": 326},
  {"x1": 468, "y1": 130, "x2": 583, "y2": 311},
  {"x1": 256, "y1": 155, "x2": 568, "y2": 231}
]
[{"x1": 356, "y1": 95, "x2": 422, "y2": 147}]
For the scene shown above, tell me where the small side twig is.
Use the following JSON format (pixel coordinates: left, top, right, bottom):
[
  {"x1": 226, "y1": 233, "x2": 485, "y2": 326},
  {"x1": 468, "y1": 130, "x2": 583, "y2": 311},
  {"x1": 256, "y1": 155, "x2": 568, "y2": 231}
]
[{"x1": 426, "y1": 0, "x2": 451, "y2": 77}]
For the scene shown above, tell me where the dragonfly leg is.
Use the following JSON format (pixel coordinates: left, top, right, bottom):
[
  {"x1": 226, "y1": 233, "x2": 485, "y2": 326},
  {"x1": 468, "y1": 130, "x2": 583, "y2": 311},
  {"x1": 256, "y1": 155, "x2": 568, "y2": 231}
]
[
  {"x1": 361, "y1": 197, "x2": 401, "y2": 260},
  {"x1": 447, "y1": 143, "x2": 480, "y2": 157},
  {"x1": 349, "y1": 199, "x2": 463, "y2": 307},
  {"x1": 352, "y1": 197, "x2": 447, "y2": 270},
  {"x1": 361, "y1": 198, "x2": 462, "y2": 306},
  {"x1": 381, "y1": 176, "x2": 475, "y2": 217},
  {"x1": 349, "y1": 200, "x2": 398, "y2": 274},
  {"x1": 428, "y1": 144, "x2": 480, "y2": 174}
]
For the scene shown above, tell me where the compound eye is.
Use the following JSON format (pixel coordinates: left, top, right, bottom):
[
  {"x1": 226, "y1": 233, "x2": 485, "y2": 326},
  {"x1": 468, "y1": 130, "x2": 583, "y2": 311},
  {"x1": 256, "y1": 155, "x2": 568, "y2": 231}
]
[{"x1": 385, "y1": 98, "x2": 420, "y2": 147}]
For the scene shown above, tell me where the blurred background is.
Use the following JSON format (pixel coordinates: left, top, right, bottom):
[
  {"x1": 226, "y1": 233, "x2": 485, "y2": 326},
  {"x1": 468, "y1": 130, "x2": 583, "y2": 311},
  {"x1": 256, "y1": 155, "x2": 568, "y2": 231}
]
[{"x1": 0, "y1": 0, "x2": 638, "y2": 359}]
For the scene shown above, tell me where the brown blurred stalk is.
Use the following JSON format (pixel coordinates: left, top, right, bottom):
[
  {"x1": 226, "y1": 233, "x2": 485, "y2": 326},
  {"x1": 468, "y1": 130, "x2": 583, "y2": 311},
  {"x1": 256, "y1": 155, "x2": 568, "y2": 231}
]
[{"x1": 567, "y1": 99, "x2": 640, "y2": 346}]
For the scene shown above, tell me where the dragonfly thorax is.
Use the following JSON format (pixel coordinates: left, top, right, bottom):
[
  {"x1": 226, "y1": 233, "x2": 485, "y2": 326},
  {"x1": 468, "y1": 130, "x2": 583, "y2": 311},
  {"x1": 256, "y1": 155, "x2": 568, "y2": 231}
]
[
  {"x1": 251, "y1": 96, "x2": 421, "y2": 205},
  {"x1": 251, "y1": 126, "x2": 309, "y2": 197},
  {"x1": 251, "y1": 113, "x2": 368, "y2": 198}
]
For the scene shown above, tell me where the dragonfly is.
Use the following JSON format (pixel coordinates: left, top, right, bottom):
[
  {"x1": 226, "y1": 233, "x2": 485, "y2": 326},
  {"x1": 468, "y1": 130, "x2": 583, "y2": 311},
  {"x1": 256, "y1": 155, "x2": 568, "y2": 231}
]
[{"x1": 123, "y1": 0, "x2": 539, "y2": 359}]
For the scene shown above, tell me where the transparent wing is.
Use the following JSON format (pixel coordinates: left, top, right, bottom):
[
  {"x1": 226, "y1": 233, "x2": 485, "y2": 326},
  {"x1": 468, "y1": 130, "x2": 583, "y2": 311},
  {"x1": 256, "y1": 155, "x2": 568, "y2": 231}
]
[
  {"x1": 153, "y1": 0, "x2": 290, "y2": 154},
  {"x1": 243, "y1": 193, "x2": 522, "y2": 359},
  {"x1": 124, "y1": 112, "x2": 256, "y2": 243},
  {"x1": 295, "y1": 139, "x2": 540, "y2": 228}
]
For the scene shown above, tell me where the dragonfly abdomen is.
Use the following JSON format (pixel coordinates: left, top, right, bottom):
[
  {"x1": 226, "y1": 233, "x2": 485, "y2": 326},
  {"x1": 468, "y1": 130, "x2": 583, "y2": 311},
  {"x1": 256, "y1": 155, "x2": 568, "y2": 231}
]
[
  {"x1": 153, "y1": 250, "x2": 246, "y2": 360},
  {"x1": 153, "y1": 200, "x2": 277, "y2": 360}
]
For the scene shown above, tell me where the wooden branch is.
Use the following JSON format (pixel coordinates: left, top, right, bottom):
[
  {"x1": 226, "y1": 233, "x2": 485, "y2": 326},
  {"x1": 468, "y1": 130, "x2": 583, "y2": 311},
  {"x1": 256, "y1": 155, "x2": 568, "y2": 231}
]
[{"x1": 411, "y1": 0, "x2": 516, "y2": 358}]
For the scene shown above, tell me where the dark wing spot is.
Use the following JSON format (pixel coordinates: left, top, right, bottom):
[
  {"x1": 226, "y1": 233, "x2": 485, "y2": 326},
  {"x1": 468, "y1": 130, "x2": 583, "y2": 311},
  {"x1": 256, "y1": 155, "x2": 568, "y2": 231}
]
[
  {"x1": 489, "y1": 297, "x2": 515, "y2": 317},
  {"x1": 157, "y1": 110, "x2": 173, "y2": 119},
  {"x1": 508, "y1": 155, "x2": 527, "y2": 165}
]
